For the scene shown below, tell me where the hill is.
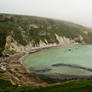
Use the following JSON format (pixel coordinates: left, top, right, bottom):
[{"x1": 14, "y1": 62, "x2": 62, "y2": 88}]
[{"x1": 0, "y1": 14, "x2": 92, "y2": 53}]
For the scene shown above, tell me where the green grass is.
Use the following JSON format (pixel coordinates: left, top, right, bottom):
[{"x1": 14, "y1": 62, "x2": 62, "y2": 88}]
[
  {"x1": 0, "y1": 79, "x2": 92, "y2": 92},
  {"x1": 0, "y1": 78, "x2": 13, "y2": 89}
]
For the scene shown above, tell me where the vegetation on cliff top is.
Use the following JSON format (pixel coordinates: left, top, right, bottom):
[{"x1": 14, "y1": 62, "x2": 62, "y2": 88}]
[{"x1": 0, "y1": 13, "x2": 92, "y2": 49}]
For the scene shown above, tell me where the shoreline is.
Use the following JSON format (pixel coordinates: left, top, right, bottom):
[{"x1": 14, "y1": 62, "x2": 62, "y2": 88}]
[
  {"x1": 20, "y1": 44, "x2": 82, "y2": 72},
  {"x1": 20, "y1": 45, "x2": 61, "y2": 71},
  {"x1": 20, "y1": 43, "x2": 82, "y2": 66},
  {"x1": 1, "y1": 44, "x2": 92, "y2": 86},
  {"x1": 1, "y1": 45, "x2": 61, "y2": 86},
  {"x1": 20, "y1": 44, "x2": 92, "y2": 84},
  {"x1": 10, "y1": 45, "x2": 63, "y2": 85},
  {"x1": 0, "y1": 52, "x2": 48, "y2": 86}
]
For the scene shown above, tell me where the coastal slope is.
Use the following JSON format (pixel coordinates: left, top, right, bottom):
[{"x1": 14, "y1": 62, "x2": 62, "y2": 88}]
[{"x1": 0, "y1": 14, "x2": 92, "y2": 53}]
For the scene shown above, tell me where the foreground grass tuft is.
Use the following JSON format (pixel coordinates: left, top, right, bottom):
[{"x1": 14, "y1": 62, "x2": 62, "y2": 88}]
[{"x1": 0, "y1": 79, "x2": 92, "y2": 92}]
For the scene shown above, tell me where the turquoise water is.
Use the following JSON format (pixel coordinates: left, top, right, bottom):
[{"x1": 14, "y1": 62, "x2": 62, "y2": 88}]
[{"x1": 23, "y1": 45, "x2": 92, "y2": 77}]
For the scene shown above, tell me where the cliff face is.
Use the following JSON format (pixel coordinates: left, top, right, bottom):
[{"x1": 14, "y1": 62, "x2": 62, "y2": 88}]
[
  {"x1": 5, "y1": 34, "x2": 79, "y2": 53},
  {"x1": 0, "y1": 14, "x2": 92, "y2": 53}
]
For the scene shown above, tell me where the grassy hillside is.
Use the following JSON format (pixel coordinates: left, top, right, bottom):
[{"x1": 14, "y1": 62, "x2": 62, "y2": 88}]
[
  {"x1": 0, "y1": 14, "x2": 92, "y2": 49},
  {"x1": 0, "y1": 79, "x2": 92, "y2": 92}
]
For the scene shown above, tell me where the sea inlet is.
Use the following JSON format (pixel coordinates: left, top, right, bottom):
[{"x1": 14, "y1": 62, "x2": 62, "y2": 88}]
[{"x1": 23, "y1": 45, "x2": 92, "y2": 81}]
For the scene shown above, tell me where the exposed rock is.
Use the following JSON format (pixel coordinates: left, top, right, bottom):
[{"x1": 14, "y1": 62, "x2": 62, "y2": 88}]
[
  {"x1": 29, "y1": 24, "x2": 39, "y2": 29},
  {"x1": 5, "y1": 34, "x2": 79, "y2": 53},
  {"x1": 83, "y1": 31, "x2": 88, "y2": 35},
  {"x1": 55, "y1": 34, "x2": 78, "y2": 46},
  {"x1": 5, "y1": 36, "x2": 26, "y2": 52},
  {"x1": 0, "y1": 64, "x2": 7, "y2": 71}
]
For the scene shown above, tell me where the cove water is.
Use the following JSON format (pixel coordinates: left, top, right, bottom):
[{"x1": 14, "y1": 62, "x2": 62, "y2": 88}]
[{"x1": 23, "y1": 45, "x2": 92, "y2": 78}]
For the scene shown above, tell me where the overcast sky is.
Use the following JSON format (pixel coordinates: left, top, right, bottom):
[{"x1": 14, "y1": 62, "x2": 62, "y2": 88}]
[{"x1": 0, "y1": 0, "x2": 92, "y2": 27}]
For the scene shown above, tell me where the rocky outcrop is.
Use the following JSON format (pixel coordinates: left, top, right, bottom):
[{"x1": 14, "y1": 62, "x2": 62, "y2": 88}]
[
  {"x1": 5, "y1": 36, "x2": 25, "y2": 52},
  {"x1": 5, "y1": 34, "x2": 80, "y2": 53},
  {"x1": 55, "y1": 34, "x2": 78, "y2": 46}
]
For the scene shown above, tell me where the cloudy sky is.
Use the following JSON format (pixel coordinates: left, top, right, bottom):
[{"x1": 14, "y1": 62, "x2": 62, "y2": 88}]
[{"x1": 0, "y1": 0, "x2": 92, "y2": 27}]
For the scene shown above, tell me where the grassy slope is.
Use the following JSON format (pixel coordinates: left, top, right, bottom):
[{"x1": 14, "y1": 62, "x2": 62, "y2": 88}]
[
  {"x1": 0, "y1": 14, "x2": 92, "y2": 47},
  {"x1": 0, "y1": 79, "x2": 92, "y2": 92}
]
